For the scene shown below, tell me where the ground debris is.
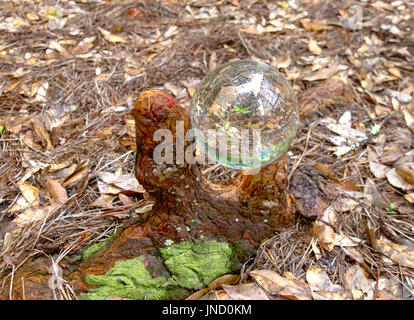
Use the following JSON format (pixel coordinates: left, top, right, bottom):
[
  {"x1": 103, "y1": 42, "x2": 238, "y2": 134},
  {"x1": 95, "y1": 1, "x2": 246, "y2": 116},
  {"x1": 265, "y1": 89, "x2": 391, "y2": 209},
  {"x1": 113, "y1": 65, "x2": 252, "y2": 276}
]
[{"x1": 1, "y1": 0, "x2": 413, "y2": 300}]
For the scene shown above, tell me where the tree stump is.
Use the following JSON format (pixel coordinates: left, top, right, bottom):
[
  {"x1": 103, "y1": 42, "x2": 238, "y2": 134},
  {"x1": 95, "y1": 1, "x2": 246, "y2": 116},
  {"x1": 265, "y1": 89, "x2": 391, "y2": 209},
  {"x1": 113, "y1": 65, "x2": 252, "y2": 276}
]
[
  {"x1": 130, "y1": 89, "x2": 296, "y2": 250},
  {"x1": 1, "y1": 89, "x2": 297, "y2": 300}
]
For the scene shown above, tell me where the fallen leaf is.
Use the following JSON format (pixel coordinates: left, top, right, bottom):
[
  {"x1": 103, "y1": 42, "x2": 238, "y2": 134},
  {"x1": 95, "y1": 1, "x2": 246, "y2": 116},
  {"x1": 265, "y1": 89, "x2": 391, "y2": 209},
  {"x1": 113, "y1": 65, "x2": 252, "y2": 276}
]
[
  {"x1": 49, "y1": 40, "x2": 71, "y2": 59},
  {"x1": 185, "y1": 288, "x2": 210, "y2": 300},
  {"x1": 72, "y1": 36, "x2": 96, "y2": 55},
  {"x1": 381, "y1": 145, "x2": 404, "y2": 164},
  {"x1": 208, "y1": 274, "x2": 240, "y2": 289},
  {"x1": 388, "y1": 67, "x2": 402, "y2": 79},
  {"x1": 300, "y1": 18, "x2": 331, "y2": 31},
  {"x1": 311, "y1": 238, "x2": 322, "y2": 260},
  {"x1": 13, "y1": 204, "x2": 60, "y2": 225},
  {"x1": 250, "y1": 269, "x2": 312, "y2": 300},
  {"x1": 90, "y1": 194, "x2": 117, "y2": 207},
  {"x1": 386, "y1": 89, "x2": 412, "y2": 104},
  {"x1": 99, "y1": 28, "x2": 127, "y2": 43},
  {"x1": 404, "y1": 193, "x2": 414, "y2": 203},
  {"x1": 341, "y1": 247, "x2": 365, "y2": 263},
  {"x1": 118, "y1": 193, "x2": 135, "y2": 206},
  {"x1": 45, "y1": 178, "x2": 68, "y2": 204},
  {"x1": 344, "y1": 265, "x2": 374, "y2": 300},
  {"x1": 333, "y1": 198, "x2": 359, "y2": 212},
  {"x1": 34, "y1": 82, "x2": 49, "y2": 102},
  {"x1": 222, "y1": 283, "x2": 269, "y2": 300},
  {"x1": 18, "y1": 181, "x2": 40, "y2": 206},
  {"x1": 99, "y1": 172, "x2": 145, "y2": 194},
  {"x1": 364, "y1": 177, "x2": 386, "y2": 209},
  {"x1": 377, "y1": 240, "x2": 414, "y2": 268},
  {"x1": 308, "y1": 39, "x2": 322, "y2": 55},
  {"x1": 62, "y1": 166, "x2": 89, "y2": 187},
  {"x1": 31, "y1": 118, "x2": 53, "y2": 150},
  {"x1": 386, "y1": 168, "x2": 414, "y2": 191},
  {"x1": 9, "y1": 196, "x2": 32, "y2": 213},
  {"x1": 311, "y1": 206, "x2": 361, "y2": 251},
  {"x1": 312, "y1": 163, "x2": 339, "y2": 182},
  {"x1": 402, "y1": 110, "x2": 414, "y2": 130},
  {"x1": 396, "y1": 166, "x2": 414, "y2": 185},
  {"x1": 369, "y1": 162, "x2": 389, "y2": 179},
  {"x1": 302, "y1": 64, "x2": 348, "y2": 81},
  {"x1": 306, "y1": 266, "x2": 348, "y2": 300}
]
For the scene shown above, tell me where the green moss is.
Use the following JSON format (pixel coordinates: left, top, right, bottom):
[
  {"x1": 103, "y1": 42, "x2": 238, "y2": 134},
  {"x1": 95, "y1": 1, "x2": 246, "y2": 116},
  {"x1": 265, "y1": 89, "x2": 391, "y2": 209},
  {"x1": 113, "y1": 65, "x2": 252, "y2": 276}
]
[
  {"x1": 81, "y1": 240, "x2": 239, "y2": 300},
  {"x1": 82, "y1": 234, "x2": 115, "y2": 261},
  {"x1": 81, "y1": 256, "x2": 183, "y2": 300},
  {"x1": 159, "y1": 240, "x2": 239, "y2": 290}
]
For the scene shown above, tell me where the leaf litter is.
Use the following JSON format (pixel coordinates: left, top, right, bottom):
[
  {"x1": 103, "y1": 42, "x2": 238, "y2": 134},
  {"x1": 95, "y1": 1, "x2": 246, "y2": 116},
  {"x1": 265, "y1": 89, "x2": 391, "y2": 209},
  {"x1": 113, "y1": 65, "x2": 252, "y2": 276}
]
[{"x1": 0, "y1": 0, "x2": 414, "y2": 300}]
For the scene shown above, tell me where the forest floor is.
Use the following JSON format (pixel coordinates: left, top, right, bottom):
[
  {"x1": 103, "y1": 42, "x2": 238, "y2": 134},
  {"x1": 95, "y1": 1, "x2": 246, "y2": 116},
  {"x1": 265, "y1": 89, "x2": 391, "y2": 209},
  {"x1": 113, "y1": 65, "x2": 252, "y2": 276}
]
[{"x1": 0, "y1": 0, "x2": 414, "y2": 300}]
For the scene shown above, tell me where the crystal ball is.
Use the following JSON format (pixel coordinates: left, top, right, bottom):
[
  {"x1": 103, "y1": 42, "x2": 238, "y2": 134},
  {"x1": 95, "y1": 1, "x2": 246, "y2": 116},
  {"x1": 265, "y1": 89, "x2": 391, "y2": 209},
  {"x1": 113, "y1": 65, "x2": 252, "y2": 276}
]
[{"x1": 190, "y1": 60, "x2": 299, "y2": 169}]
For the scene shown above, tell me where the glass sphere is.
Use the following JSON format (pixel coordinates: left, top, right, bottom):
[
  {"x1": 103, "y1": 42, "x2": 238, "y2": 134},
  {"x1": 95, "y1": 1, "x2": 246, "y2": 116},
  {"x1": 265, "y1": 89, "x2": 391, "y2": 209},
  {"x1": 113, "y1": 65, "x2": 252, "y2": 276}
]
[{"x1": 190, "y1": 60, "x2": 299, "y2": 169}]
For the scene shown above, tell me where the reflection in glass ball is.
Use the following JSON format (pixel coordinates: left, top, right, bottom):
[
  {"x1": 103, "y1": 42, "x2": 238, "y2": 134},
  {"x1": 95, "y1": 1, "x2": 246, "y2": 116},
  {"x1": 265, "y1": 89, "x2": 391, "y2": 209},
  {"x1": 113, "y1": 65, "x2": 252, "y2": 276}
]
[{"x1": 190, "y1": 60, "x2": 299, "y2": 169}]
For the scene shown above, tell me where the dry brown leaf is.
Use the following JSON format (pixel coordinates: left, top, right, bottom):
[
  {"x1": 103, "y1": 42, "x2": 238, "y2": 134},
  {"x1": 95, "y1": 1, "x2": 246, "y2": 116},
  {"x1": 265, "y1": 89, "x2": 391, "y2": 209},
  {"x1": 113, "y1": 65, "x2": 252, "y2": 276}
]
[
  {"x1": 62, "y1": 167, "x2": 89, "y2": 187},
  {"x1": 99, "y1": 27, "x2": 127, "y2": 43},
  {"x1": 187, "y1": 87, "x2": 195, "y2": 97},
  {"x1": 341, "y1": 247, "x2": 365, "y2": 263},
  {"x1": 250, "y1": 269, "x2": 312, "y2": 300},
  {"x1": 49, "y1": 40, "x2": 71, "y2": 59},
  {"x1": 118, "y1": 193, "x2": 135, "y2": 206},
  {"x1": 50, "y1": 163, "x2": 78, "y2": 181},
  {"x1": 345, "y1": 265, "x2": 374, "y2": 300},
  {"x1": 31, "y1": 118, "x2": 52, "y2": 150},
  {"x1": 364, "y1": 177, "x2": 386, "y2": 208},
  {"x1": 298, "y1": 78, "x2": 354, "y2": 113},
  {"x1": 300, "y1": 18, "x2": 331, "y2": 31},
  {"x1": 306, "y1": 265, "x2": 348, "y2": 300},
  {"x1": 185, "y1": 288, "x2": 210, "y2": 300},
  {"x1": 34, "y1": 82, "x2": 48, "y2": 102},
  {"x1": 9, "y1": 196, "x2": 32, "y2": 213},
  {"x1": 45, "y1": 178, "x2": 68, "y2": 204},
  {"x1": 311, "y1": 238, "x2": 322, "y2": 260},
  {"x1": 13, "y1": 204, "x2": 60, "y2": 225},
  {"x1": 99, "y1": 172, "x2": 145, "y2": 194},
  {"x1": 18, "y1": 181, "x2": 40, "y2": 206},
  {"x1": 302, "y1": 65, "x2": 348, "y2": 81},
  {"x1": 308, "y1": 38, "x2": 322, "y2": 55},
  {"x1": 72, "y1": 36, "x2": 96, "y2": 55},
  {"x1": 312, "y1": 163, "x2": 339, "y2": 182},
  {"x1": 403, "y1": 110, "x2": 414, "y2": 129},
  {"x1": 388, "y1": 67, "x2": 402, "y2": 79},
  {"x1": 369, "y1": 162, "x2": 389, "y2": 179},
  {"x1": 381, "y1": 145, "x2": 404, "y2": 164},
  {"x1": 377, "y1": 240, "x2": 414, "y2": 269},
  {"x1": 90, "y1": 194, "x2": 117, "y2": 207},
  {"x1": 404, "y1": 193, "x2": 414, "y2": 203},
  {"x1": 222, "y1": 283, "x2": 269, "y2": 300},
  {"x1": 333, "y1": 198, "x2": 359, "y2": 212},
  {"x1": 311, "y1": 206, "x2": 361, "y2": 251},
  {"x1": 386, "y1": 168, "x2": 413, "y2": 191},
  {"x1": 201, "y1": 289, "x2": 231, "y2": 300},
  {"x1": 396, "y1": 166, "x2": 414, "y2": 185},
  {"x1": 208, "y1": 274, "x2": 240, "y2": 289}
]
